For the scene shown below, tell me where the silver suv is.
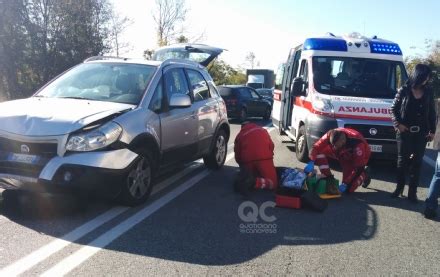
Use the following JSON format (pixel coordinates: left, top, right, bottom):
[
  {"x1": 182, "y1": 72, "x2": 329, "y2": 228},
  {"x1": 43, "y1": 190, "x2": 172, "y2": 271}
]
[{"x1": 0, "y1": 44, "x2": 230, "y2": 206}]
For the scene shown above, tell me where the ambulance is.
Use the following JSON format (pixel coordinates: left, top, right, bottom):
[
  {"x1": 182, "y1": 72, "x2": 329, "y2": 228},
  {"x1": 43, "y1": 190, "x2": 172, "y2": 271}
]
[{"x1": 272, "y1": 32, "x2": 407, "y2": 162}]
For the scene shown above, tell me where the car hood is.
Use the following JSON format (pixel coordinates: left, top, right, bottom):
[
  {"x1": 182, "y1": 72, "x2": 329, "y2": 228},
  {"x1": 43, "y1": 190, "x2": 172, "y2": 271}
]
[{"x1": 0, "y1": 98, "x2": 135, "y2": 136}]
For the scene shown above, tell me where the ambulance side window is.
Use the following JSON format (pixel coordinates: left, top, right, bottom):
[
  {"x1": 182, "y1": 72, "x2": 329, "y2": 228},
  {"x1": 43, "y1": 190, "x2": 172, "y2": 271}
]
[
  {"x1": 299, "y1": 60, "x2": 309, "y2": 94},
  {"x1": 394, "y1": 64, "x2": 406, "y2": 90},
  {"x1": 275, "y1": 63, "x2": 285, "y2": 90},
  {"x1": 287, "y1": 49, "x2": 302, "y2": 93},
  {"x1": 389, "y1": 63, "x2": 406, "y2": 91},
  {"x1": 292, "y1": 50, "x2": 302, "y2": 78}
]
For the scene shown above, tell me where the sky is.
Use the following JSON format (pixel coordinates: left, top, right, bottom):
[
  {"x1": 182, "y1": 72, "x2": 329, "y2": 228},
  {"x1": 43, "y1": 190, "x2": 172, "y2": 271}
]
[{"x1": 112, "y1": 0, "x2": 440, "y2": 71}]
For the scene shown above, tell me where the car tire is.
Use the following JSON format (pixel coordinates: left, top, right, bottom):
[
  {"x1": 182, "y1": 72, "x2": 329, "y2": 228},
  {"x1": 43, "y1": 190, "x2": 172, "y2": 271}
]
[
  {"x1": 203, "y1": 130, "x2": 227, "y2": 170},
  {"x1": 239, "y1": 108, "x2": 247, "y2": 122},
  {"x1": 263, "y1": 106, "x2": 271, "y2": 120},
  {"x1": 296, "y1": 125, "x2": 310, "y2": 162},
  {"x1": 118, "y1": 151, "x2": 155, "y2": 206}
]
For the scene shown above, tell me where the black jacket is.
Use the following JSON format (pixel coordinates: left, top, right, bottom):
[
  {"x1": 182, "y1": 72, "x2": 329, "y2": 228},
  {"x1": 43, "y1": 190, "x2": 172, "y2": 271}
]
[{"x1": 391, "y1": 84, "x2": 437, "y2": 134}]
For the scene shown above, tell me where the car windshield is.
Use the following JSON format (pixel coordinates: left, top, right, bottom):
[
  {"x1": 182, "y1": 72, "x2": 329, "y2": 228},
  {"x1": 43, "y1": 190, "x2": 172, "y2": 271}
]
[
  {"x1": 36, "y1": 63, "x2": 157, "y2": 105},
  {"x1": 312, "y1": 57, "x2": 407, "y2": 99}
]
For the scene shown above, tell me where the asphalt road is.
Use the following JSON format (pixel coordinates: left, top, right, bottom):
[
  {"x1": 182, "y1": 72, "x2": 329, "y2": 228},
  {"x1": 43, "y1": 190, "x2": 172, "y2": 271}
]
[{"x1": 0, "y1": 118, "x2": 439, "y2": 276}]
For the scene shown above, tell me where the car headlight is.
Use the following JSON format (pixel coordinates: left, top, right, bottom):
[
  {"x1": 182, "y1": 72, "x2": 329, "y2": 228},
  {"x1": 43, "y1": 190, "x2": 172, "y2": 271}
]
[{"x1": 66, "y1": 122, "x2": 122, "y2": 152}]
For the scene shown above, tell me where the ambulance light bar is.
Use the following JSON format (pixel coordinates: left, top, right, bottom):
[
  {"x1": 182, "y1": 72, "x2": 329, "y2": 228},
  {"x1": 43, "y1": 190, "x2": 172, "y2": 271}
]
[
  {"x1": 370, "y1": 42, "x2": 402, "y2": 55},
  {"x1": 303, "y1": 38, "x2": 402, "y2": 56},
  {"x1": 303, "y1": 38, "x2": 347, "y2": 52}
]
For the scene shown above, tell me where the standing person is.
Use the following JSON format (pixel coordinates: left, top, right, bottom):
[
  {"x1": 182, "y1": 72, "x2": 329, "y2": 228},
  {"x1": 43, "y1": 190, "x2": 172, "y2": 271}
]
[
  {"x1": 425, "y1": 152, "x2": 440, "y2": 219},
  {"x1": 234, "y1": 122, "x2": 278, "y2": 194},
  {"x1": 390, "y1": 64, "x2": 436, "y2": 202},
  {"x1": 305, "y1": 128, "x2": 371, "y2": 193}
]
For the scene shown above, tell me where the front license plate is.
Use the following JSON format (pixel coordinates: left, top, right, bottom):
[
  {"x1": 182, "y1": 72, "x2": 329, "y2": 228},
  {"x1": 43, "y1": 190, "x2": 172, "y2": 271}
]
[
  {"x1": 369, "y1": 144, "x2": 382, "y2": 153},
  {"x1": 8, "y1": 153, "x2": 39, "y2": 164}
]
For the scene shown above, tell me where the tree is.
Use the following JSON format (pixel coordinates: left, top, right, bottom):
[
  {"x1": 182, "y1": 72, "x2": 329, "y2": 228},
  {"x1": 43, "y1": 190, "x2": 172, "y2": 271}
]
[
  {"x1": 406, "y1": 39, "x2": 440, "y2": 98},
  {"x1": 0, "y1": 0, "x2": 27, "y2": 100},
  {"x1": 208, "y1": 59, "x2": 246, "y2": 85},
  {"x1": 109, "y1": 9, "x2": 133, "y2": 57},
  {"x1": 245, "y1": 51, "x2": 256, "y2": 69},
  {"x1": 143, "y1": 49, "x2": 155, "y2": 60},
  {"x1": 152, "y1": 0, "x2": 187, "y2": 47},
  {"x1": 0, "y1": 0, "x2": 113, "y2": 100},
  {"x1": 176, "y1": 34, "x2": 188, "y2": 43}
]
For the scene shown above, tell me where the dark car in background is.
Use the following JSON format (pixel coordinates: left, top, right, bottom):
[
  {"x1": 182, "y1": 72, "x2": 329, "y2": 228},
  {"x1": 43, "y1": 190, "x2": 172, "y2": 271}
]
[
  {"x1": 218, "y1": 85, "x2": 272, "y2": 121},
  {"x1": 256, "y1": 88, "x2": 274, "y2": 106}
]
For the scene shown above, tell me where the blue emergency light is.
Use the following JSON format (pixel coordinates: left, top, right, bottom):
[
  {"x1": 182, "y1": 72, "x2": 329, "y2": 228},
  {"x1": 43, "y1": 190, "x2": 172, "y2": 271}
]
[
  {"x1": 303, "y1": 38, "x2": 348, "y2": 52},
  {"x1": 303, "y1": 37, "x2": 402, "y2": 56},
  {"x1": 369, "y1": 42, "x2": 402, "y2": 55}
]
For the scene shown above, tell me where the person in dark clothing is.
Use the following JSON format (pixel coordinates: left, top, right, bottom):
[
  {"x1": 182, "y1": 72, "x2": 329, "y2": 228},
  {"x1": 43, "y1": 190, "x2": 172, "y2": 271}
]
[{"x1": 390, "y1": 64, "x2": 436, "y2": 202}]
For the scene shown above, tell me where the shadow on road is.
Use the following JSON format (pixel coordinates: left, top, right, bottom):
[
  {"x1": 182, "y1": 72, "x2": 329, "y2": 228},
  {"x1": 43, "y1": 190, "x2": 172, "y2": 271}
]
[
  {"x1": 0, "y1": 164, "x2": 384, "y2": 266},
  {"x1": 282, "y1": 135, "x2": 434, "y2": 188},
  {"x1": 98, "y1": 165, "x2": 385, "y2": 266},
  {"x1": 0, "y1": 118, "x2": 436, "y2": 267}
]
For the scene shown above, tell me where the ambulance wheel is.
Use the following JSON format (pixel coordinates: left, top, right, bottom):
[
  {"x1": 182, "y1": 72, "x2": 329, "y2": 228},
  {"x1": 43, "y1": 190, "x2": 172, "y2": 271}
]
[
  {"x1": 239, "y1": 108, "x2": 247, "y2": 122},
  {"x1": 296, "y1": 125, "x2": 310, "y2": 162}
]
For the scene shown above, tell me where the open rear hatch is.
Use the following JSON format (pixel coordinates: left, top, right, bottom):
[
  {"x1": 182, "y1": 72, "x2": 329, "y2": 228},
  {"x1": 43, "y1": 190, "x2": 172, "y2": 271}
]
[{"x1": 152, "y1": 44, "x2": 224, "y2": 67}]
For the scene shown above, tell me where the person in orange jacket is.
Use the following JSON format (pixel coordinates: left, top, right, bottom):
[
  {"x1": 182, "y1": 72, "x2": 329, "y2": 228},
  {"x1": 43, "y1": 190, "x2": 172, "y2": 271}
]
[
  {"x1": 305, "y1": 128, "x2": 371, "y2": 193},
  {"x1": 234, "y1": 122, "x2": 278, "y2": 194}
]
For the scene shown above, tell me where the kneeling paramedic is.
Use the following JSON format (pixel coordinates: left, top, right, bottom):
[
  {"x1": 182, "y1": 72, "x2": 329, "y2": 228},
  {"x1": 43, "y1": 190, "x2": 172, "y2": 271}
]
[
  {"x1": 304, "y1": 128, "x2": 371, "y2": 193},
  {"x1": 234, "y1": 122, "x2": 278, "y2": 194}
]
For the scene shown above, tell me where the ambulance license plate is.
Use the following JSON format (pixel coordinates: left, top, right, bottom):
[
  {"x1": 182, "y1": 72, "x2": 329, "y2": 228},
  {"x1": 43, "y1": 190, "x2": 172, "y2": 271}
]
[{"x1": 369, "y1": 144, "x2": 382, "y2": 153}]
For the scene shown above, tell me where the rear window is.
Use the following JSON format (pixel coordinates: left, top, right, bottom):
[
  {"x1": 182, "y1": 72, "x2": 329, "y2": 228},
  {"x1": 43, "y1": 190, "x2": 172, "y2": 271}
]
[
  {"x1": 218, "y1": 87, "x2": 237, "y2": 98},
  {"x1": 154, "y1": 49, "x2": 211, "y2": 63}
]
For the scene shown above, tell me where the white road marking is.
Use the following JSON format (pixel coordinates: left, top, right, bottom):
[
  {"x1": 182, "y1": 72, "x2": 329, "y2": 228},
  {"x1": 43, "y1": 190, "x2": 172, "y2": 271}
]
[
  {"x1": 0, "y1": 161, "x2": 202, "y2": 277},
  {"x1": 1, "y1": 123, "x2": 274, "y2": 276},
  {"x1": 39, "y1": 130, "x2": 261, "y2": 277},
  {"x1": 0, "y1": 215, "x2": 10, "y2": 225},
  {"x1": 151, "y1": 162, "x2": 202, "y2": 195},
  {"x1": 0, "y1": 206, "x2": 129, "y2": 277},
  {"x1": 41, "y1": 169, "x2": 213, "y2": 277}
]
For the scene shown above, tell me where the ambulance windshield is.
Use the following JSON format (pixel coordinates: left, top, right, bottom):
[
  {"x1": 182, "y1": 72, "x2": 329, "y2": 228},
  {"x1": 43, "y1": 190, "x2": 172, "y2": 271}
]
[{"x1": 312, "y1": 57, "x2": 407, "y2": 99}]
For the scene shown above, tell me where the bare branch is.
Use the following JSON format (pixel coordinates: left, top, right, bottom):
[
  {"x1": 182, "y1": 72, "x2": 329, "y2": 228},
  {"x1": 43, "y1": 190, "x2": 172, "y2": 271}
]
[{"x1": 152, "y1": 0, "x2": 187, "y2": 46}]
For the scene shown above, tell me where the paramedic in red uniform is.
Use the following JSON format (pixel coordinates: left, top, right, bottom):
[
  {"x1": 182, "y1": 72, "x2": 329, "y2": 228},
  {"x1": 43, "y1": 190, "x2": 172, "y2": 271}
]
[
  {"x1": 306, "y1": 128, "x2": 371, "y2": 193},
  {"x1": 234, "y1": 122, "x2": 278, "y2": 192}
]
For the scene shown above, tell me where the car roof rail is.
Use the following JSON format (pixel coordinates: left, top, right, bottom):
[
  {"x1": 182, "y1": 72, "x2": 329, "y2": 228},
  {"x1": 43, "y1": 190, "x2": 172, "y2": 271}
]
[
  {"x1": 83, "y1": 56, "x2": 129, "y2": 62},
  {"x1": 161, "y1": 58, "x2": 202, "y2": 67}
]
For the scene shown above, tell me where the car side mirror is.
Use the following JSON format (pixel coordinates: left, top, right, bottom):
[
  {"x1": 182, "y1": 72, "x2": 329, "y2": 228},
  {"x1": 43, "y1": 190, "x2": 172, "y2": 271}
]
[
  {"x1": 292, "y1": 77, "x2": 306, "y2": 96},
  {"x1": 169, "y1": 94, "x2": 191, "y2": 108}
]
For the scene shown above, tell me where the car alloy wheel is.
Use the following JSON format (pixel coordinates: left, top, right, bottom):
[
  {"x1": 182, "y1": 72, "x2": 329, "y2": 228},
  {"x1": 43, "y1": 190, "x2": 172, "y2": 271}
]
[
  {"x1": 215, "y1": 135, "x2": 226, "y2": 165},
  {"x1": 127, "y1": 157, "x2": 152, "y2": 199}
]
